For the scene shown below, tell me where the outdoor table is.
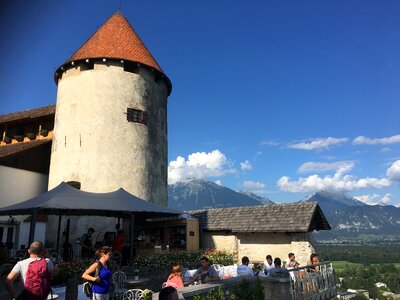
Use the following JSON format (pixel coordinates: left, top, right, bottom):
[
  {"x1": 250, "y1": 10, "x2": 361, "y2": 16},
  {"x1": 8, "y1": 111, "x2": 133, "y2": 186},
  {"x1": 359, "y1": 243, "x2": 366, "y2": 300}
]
[{"x1": 124, "y1": 277, "x2": 150, "y2": 288}]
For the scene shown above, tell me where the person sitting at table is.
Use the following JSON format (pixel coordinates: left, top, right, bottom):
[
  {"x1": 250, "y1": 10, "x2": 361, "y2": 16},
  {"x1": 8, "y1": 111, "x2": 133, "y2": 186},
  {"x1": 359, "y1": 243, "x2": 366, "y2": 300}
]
[
  {"x1": 268, "y1": 257, "x2": 289, "y2": 278},
  {"x1": 165, "y1": 263, "x2": 184, "y2": 289},
  {"x1": 263, "y1": 255, "x2": 275, "y2": 275},
  {"x1": 306, "y1": 253, "x2": 320, "y2": 272},
  {"x1": 287, "y1": 252, "x2": 300, "y2": 268},
  {"x1": 237, "y1": 256, "x2": 254, "y2": 276},
  {"x1": 193, "y1": 256, "x2": 220, "y2": 283}
]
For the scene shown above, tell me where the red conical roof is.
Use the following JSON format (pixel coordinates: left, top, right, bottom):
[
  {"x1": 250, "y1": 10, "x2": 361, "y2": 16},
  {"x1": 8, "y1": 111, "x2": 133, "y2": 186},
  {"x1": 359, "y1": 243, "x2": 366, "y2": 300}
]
[{"x1": 65, "y1": 12, "x2": 164, "y2": 73}]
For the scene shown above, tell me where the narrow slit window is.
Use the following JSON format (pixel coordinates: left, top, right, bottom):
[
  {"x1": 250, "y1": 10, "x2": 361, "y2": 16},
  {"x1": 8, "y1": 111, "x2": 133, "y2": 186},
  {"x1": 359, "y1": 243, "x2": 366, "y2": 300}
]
[{"x1": 127, "y1": 108, "x2": 148, "y2": 125}]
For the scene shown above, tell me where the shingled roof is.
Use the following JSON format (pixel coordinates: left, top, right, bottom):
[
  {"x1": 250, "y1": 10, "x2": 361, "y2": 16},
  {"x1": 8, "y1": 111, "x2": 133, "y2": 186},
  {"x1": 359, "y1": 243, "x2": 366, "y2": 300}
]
[
  {"x1": 0, "y1": 139, "x2": 52, "y2": 159},
  {"x1": 187, "y1": 202, "x2": 331, "y2": 233},
  {"x1": 0, "y1": 105, "x2": 55, "y2": 126},
  {"x1": 56, "y1": 12, "x2": 171, "y2": 93}
]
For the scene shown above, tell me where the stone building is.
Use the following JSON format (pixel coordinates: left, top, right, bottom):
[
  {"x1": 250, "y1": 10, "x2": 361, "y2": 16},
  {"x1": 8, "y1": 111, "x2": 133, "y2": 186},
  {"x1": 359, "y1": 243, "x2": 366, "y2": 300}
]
[{"x1": 188, "y1": 202, "x2": 330, "y2": 265}]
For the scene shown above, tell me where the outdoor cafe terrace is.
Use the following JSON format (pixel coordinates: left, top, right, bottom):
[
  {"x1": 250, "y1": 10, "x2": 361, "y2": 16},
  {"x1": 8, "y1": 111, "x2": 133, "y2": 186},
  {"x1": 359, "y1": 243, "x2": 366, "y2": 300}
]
[{"x1": 0, "y1": 248, "x2": 337, "y2": 300}]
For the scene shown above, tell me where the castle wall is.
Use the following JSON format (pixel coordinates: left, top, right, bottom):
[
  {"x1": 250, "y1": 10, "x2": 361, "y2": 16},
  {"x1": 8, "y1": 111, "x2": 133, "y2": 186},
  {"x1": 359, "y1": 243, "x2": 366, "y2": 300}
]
[
  {"x1": 203, "y1": 231, "x2": 315, "y2": 265},
  {"x1": 48, "y1": 61, "x2": 168, "y2": 205}
]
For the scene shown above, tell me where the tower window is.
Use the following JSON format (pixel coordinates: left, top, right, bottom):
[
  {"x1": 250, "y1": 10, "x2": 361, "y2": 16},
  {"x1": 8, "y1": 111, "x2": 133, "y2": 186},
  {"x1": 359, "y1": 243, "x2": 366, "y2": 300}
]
[
  {"x1": 124, "y1": 61, "x2": 140, "y2": 74},
  {"x1": 127, "y1": 108, "x2": 148, "y2": 125},
  {"x1": 66, "y1": 181, "x2": 81, "y2": 190}
]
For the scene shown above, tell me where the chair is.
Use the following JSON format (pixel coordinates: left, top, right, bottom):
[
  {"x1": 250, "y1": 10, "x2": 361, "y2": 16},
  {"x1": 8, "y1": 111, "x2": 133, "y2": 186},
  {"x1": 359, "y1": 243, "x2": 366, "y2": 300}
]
[
  {"x1": 110, "y1": 251, "x2": 122, "y2": 269},
  {"x1": 112, "y1": 271, "x2": 128, "y2": 300},
  {"x1": 162, "y1": 281, "x2": 178, "y2": 289},
  {"x1": 122, "y1": 289, "x2": 144, "y2": 300},
  {"x1": 211, "y1": 264, "x2": 223, "y2": 279}
]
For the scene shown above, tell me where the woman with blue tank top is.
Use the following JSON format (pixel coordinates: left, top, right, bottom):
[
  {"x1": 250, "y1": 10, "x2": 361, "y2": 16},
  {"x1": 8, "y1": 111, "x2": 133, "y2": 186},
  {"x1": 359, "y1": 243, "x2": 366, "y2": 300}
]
[{"x1": 82, "y1": 246, "x2": 112, "y2": 299}]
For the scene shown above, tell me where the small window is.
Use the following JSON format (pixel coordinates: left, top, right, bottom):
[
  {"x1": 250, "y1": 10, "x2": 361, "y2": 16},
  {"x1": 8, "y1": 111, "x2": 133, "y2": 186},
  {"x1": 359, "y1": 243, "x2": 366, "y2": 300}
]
[
  {"x1": 124, "y1": 62, "x2": 140, "y2": 74},
  {"x1": 80, "y1": 62, "x2": 94, "y2": 71},
  {"x1": 127, "y1": 108, "x2": 148, "y2": 125},
  {"x1": 66, "y1": 181, "x2": 81, "y2": 190}
]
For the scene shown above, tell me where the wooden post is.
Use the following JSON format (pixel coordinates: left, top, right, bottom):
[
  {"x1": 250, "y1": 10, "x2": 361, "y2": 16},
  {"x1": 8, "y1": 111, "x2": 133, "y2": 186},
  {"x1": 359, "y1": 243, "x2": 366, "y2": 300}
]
[
  {"x1": 56, "y1": 212, "x2": 62, "y2": 253},
  {"x1": 129, "y1": 213, "x2": 135, "y2": 263},
  {"x1": 28, "y1": 209, "x2": 37, "y2": 245}
]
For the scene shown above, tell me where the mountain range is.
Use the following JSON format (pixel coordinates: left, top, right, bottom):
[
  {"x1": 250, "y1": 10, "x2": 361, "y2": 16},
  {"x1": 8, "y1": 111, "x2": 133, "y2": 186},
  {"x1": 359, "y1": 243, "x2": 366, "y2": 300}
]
[{"x1": 168, "y1": 180, "x2": 400, "y2": 241}]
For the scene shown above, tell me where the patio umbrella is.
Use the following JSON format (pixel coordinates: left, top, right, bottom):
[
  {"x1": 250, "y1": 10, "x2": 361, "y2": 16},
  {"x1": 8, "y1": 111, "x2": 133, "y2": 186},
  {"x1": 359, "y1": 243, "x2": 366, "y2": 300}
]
[{"x1": 0, "y1": 182, "x2": 181, "y2": 259}]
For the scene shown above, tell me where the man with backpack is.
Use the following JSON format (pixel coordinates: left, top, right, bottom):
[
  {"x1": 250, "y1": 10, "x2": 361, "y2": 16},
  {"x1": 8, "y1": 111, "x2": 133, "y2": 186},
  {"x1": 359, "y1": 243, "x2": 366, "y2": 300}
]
[{"x1": 5, "y1": 240, "x2": 55, "y2": 300}]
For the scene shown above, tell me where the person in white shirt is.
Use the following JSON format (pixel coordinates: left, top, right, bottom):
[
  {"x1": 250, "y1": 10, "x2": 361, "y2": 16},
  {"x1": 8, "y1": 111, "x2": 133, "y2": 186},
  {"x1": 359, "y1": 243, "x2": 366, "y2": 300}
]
[
  {"x1": 237, "y1": 256, "x2": 254, "y2": 276},
  {"x1": 6, "y1": 241, "x2": 56, "y2": 299},
  {"x1": 263, "y1": 255, "x2": 275, "y2": 275}
]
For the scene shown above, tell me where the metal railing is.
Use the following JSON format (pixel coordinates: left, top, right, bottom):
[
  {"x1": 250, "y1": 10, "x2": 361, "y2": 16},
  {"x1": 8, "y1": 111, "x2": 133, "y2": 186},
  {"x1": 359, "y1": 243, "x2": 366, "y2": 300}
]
[{"x1": 288, "y1": 262, "x2": 337, "y2": 300}]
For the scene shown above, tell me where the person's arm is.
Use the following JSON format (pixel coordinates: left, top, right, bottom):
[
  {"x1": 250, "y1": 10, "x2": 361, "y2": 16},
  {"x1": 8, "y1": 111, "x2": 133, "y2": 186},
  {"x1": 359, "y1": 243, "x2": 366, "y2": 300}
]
[
  {"x1": 205, "y1": 268, "x2": 220, "y2": 282},
  {"x1": 192, "y1": 269, "x2": 201, "y2": 281},
  {"x1": 176, "y1": 276, "x2": 184, "y2": 288},
  {"x1": 5, "y1": 271, "x2": 20, "y2": 299},
  {"x1": 80, "y1": 234, "x2": 88, "y2": 249},
  {"x1": 82, "y1": 262, "x2": 100, "y2": 282}
]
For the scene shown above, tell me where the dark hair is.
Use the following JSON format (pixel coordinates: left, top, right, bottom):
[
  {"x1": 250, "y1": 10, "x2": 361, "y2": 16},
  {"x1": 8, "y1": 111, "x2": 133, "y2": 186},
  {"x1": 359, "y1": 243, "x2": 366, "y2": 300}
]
[
  {"x1": 200, "y1": 256, "x2": 209, "y2": 262},
  {"x1": 88, "y1": 228, "x2": 95, "y2": 233},
  {"x1": 266, "y1": 255, "x2": 272, "y2": 260},
  {"x1": 29, "y1": 241, "x2": 44, "y2": 255},
  {"x1": 288, "y1": 253, "x2": 295, "y2": 258},
  {"x1": 241, "y1": 256, "x2": 249, "y2": 265},
  {"x1": 273, "y1": 257, "x2": 281, "y2": 266},
  {"x1": 310, "y1": 253, "x2": 318, "y2": 261}
]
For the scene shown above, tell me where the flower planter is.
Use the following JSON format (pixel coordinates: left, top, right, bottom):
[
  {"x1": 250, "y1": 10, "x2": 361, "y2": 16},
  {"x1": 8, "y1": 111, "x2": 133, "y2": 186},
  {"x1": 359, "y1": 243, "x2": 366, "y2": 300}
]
[
  {"x1": 40, "y1": 129, "x2": 48, "y2": 137},
  {"x1": 14, "y1": 135, "x2": 23, "y2": 142},
  {"x1": 27, "y1": 133, "x2": 36, "y2": 140}
]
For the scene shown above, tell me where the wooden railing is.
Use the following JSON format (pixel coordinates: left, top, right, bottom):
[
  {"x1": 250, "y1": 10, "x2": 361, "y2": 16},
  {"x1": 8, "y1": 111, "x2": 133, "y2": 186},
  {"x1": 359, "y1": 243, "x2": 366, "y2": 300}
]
[{"x1": 288, "y1": 262, "x2": 337, "y2": 300}]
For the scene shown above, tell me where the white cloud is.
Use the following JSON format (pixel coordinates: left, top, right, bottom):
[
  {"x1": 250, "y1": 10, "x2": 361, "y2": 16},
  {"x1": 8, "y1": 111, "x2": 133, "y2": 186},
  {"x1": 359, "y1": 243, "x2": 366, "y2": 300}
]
[
  {"x1": 387, "y1": 160, "x2": 400, "y2": 184},
  {"x1": 353, "y1": 135, "x2": 400, "y2": 145},
  {"x1": 288, "y1": 137, "x2": 349, "y2": 151},
  {"x1": 381, "y1": 147, "x2": 392, "y2": 153},
  {"x1": 240, "y1": 160, "x2": 252, "y2": 171},
  {"x1": 277, "y1": 165, "x2": 391, "y2": 193},
  {"x1": 168, "y1": 150, "x2": 237, "y2": 184},
  {"x1": 241, "y1": 181, "x2": 266, "y2": 194},
  {"x1": 298, "y1": 161, "x2": 354, "y2": 174},
  {"x1": 354, "y1": 193, "x2": 392, "y2": 206},
  {"x1": 396, "y1": 203, "x2": 400, "y2": 208},
  {"x1": 215, "y1": 180, "x2": 223, "y2": 186},
  {"x1": 261, "y1": 140, "x2": 281, "y2": 147}
]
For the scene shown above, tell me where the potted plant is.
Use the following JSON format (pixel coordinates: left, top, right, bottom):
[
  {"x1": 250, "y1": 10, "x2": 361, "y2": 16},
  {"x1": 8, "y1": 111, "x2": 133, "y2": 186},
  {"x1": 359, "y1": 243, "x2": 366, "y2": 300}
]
[
  {"x1": 27, "y1": 132, "x2": 36, "y2": 140},
  {"x1": 13, "y1": 135, "x2": 23, "y2": 142},
  {"x1": 142, "y1": 289, "x2": 153, "y2": 300},
  {"x1": 40, "y1": 129, "x2": 48, "y2": 137},
  {"x1": 3, "y1": 136, "x2": 11, "y2": 144}
]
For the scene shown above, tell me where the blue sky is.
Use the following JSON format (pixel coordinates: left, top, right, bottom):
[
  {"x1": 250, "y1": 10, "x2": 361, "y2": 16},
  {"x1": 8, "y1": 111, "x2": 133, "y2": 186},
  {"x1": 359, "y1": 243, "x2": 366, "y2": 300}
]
[{"x1": 1, "y1": 0, "x2": 399, "y2": 205}]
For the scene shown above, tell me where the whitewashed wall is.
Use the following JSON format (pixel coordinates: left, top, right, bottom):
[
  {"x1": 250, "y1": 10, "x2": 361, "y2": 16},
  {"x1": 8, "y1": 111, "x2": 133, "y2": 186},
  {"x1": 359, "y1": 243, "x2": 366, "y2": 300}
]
[{"x1": 0, "y1": 165, "x2": 48, "y2": 249}]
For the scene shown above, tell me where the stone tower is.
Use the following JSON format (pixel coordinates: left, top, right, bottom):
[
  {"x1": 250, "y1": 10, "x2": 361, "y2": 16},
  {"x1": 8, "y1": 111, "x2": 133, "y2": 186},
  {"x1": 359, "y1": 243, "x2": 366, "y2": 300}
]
[{"x1": 48, "y1": 13, "x2": 171, "y2": 206}]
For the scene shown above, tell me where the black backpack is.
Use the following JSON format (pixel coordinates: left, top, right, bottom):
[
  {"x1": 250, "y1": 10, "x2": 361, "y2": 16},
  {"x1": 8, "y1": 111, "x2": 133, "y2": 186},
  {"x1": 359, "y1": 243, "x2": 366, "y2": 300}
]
[{"x1": 83, "y1": 261, "x2": 101, "y2": 298}]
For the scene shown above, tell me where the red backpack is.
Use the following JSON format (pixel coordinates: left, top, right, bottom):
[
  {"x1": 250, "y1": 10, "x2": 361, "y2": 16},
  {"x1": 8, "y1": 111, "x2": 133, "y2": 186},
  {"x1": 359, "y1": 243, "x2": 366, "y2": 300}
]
[{"x1": 24, "y1": 258, "x2": 52, "y2": 300}]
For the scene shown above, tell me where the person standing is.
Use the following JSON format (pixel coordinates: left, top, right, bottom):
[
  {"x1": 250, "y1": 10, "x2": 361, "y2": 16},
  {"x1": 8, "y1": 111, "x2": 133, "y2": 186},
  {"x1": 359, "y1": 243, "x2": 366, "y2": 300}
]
[
  {"x1": 82, "y1": 246, "x2": 112, "y2": 300},
  {"x1": 5, "y1": 241, "x2": 55, "y2": 300},
  {"x1": 81, "y1": 227, "x2": 95, "y2": 259}
]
